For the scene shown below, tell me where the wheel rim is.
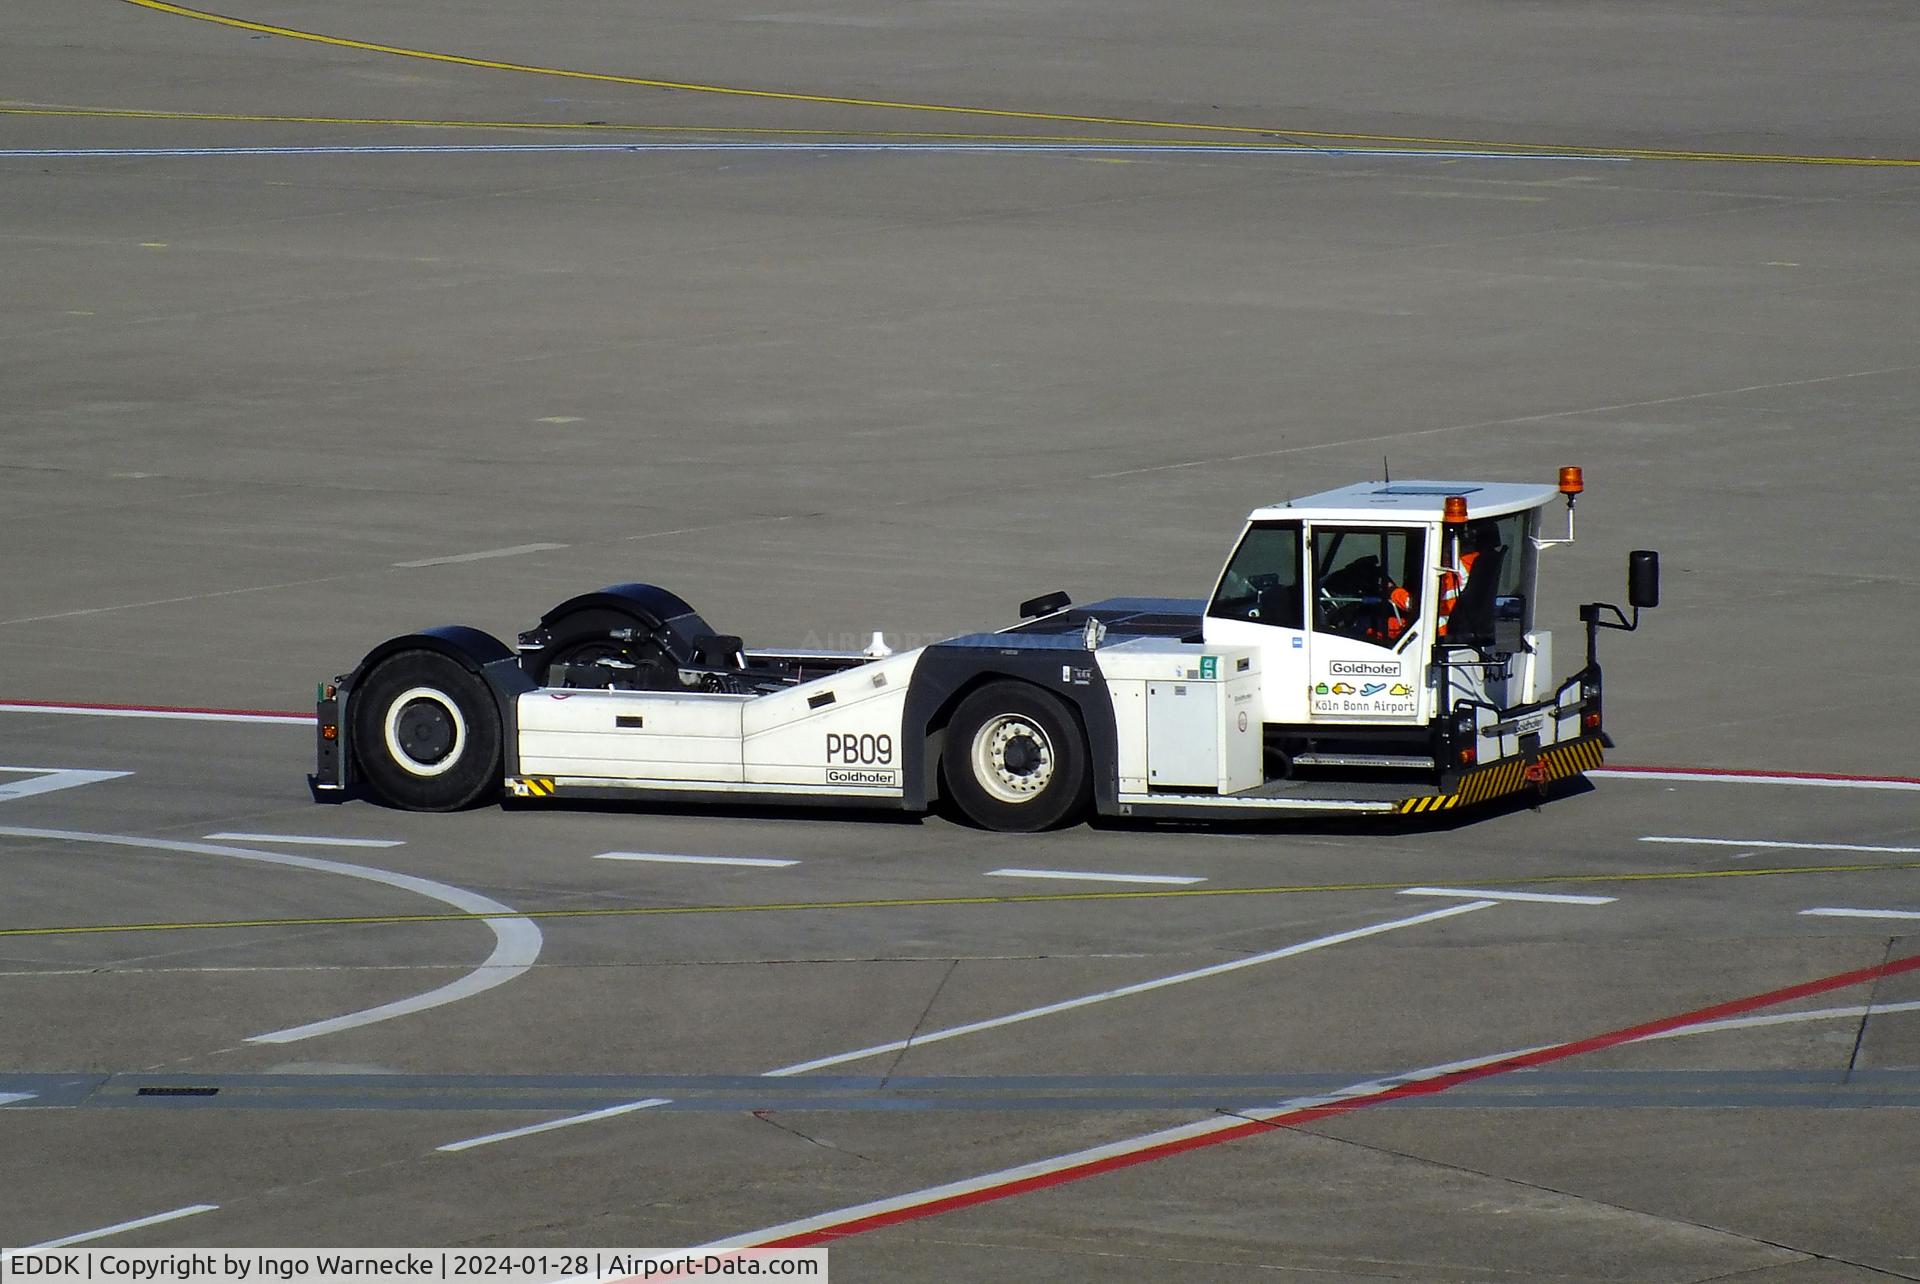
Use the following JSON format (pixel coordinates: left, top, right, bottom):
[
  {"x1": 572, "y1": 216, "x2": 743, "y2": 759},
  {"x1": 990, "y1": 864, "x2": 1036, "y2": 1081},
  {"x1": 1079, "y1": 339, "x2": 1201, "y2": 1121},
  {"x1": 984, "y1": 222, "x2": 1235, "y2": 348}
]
[
  {"x1": 970, "y1": 714, "x2": 1055, "y2": 804},
  {"x1": 383, "y1": 686, "x2": 467, "y2": 778}
]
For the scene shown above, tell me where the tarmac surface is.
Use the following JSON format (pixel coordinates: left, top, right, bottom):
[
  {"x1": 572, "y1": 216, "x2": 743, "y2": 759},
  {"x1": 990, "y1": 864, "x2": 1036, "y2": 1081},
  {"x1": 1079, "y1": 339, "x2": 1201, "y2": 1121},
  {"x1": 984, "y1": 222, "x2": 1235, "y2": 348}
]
[{"x1": 3, "y1": 1, "x2": 1918, "y2": 1279}]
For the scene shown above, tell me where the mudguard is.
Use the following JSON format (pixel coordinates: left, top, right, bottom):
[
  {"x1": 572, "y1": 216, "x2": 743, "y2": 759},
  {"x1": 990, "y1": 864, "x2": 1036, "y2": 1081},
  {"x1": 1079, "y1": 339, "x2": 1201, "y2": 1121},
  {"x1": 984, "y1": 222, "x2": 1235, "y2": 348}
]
[
  {"x1": 531, "y1": 583, "x2": 719, "y2": 668},
  {"x1": 900, "y1": 636, "x2": 1121, "y2": 811},
  {"x1": 313, "y1": 625, "x2": 534, "y2": 798}
]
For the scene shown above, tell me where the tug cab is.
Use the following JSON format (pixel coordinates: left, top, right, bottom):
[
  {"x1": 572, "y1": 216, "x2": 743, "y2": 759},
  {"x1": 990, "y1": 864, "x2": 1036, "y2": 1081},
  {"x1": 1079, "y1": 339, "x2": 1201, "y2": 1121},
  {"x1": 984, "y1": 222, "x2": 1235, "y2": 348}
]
[{"x1": 1203, "y1": 475, "x2": 1592, "y2": 780}]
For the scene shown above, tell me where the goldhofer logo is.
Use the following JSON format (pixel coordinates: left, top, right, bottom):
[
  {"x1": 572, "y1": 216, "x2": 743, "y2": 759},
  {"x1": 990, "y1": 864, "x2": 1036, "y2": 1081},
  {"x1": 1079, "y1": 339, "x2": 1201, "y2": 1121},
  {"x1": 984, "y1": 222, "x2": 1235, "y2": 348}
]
[
  {"x1": 1328, "y1": 660, "x2": 1401, "y2": 677},
  {"x1": 827, "y1": 768, "x2": 898, "y2": 787}
]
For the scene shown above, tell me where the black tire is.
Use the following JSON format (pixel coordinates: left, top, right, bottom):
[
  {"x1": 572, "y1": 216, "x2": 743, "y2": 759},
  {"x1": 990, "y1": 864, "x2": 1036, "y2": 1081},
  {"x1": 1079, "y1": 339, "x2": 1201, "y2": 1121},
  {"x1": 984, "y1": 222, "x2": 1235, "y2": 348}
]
[
  {"x1": 351, "y1": 650, "x2": 503, "y2": 811},
  {"x1": 940, "y1": 681, "x2": 1092, "y2": 832}
]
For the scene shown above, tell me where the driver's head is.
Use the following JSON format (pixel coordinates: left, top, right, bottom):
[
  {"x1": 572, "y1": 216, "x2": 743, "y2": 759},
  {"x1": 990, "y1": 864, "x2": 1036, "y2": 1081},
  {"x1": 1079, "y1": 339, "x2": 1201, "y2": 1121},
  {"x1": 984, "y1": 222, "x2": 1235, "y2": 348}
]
[{"x1": 1463, "y1": 519, "x2": 1499, "y2": 552}]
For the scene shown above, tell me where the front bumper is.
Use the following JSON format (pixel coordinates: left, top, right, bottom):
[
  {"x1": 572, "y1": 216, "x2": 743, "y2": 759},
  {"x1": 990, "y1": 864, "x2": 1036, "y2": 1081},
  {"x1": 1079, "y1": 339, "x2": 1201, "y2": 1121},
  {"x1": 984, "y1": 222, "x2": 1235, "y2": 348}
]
[{"x1": 1398, "y1": 732, "x2": 1605, "y2": 815}]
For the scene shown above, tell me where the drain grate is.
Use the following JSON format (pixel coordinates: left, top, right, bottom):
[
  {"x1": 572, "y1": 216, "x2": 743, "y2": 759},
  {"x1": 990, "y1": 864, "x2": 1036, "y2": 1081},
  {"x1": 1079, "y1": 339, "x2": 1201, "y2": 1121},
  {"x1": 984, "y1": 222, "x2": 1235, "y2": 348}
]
[{"x1": 137, "y1": 1086, "x2": 219, "y2": 1097}]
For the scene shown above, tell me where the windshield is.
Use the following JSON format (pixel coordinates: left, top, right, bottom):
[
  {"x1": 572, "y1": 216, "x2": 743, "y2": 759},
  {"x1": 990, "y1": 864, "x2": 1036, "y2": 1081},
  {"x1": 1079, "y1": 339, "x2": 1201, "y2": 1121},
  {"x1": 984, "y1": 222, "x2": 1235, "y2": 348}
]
[{"x1": 1208, "y1": 522, "x2": 1303, "y2": 629}]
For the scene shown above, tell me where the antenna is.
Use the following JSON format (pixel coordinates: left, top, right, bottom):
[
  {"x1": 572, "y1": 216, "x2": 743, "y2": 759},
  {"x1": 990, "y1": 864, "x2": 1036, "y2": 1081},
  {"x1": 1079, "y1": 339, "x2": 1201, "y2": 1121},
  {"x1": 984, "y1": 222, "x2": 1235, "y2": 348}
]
[{"x1": 1382, "y1": 455, "x2": 1391, "y2": 483}]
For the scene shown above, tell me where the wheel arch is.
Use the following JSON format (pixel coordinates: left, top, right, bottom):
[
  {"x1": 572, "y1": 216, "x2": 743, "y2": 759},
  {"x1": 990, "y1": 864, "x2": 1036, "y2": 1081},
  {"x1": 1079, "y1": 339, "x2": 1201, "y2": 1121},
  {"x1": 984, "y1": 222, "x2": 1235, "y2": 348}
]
[
  {"x1": 343, "y1": 626, "x2": 533, "y2": 781},
  {"x1": 900, "y1": 647, "x2": 1119, "y2": 812},
  {"x1": 530, "y1": 583, "x2": 717, "y2": 667}
]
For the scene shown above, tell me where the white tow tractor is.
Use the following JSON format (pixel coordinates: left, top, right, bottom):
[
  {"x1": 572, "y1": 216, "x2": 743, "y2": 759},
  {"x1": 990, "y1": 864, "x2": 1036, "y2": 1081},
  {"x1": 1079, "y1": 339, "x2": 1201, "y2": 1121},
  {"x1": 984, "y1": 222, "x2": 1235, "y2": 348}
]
[{"x1": 313, "y1": 469, "x2": 1658, "y2": 829}]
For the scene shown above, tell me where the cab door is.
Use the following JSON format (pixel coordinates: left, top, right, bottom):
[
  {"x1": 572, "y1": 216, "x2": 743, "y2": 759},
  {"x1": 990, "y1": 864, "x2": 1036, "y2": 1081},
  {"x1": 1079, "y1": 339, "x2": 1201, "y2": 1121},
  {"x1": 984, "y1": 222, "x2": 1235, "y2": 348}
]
[
  {"x1": 1304, "y1": 524, "x2": 1431, "y2": 725},
  {"x1": 1202, "y1": 520, "x2": 1310, "y2": 724}
]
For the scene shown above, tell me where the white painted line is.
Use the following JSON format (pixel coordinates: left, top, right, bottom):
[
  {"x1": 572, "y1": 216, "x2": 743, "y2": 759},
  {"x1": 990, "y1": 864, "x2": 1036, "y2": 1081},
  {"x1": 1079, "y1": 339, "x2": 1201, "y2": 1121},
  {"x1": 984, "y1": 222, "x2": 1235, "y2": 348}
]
[
  {"x1": 435, "y1": 900, "x2": 1493, "y2": 1151},
  {"x1": 762, "y1": 901, "x2": 1492, "y2": 1077},
  {"x1": 1597, "y1": 769, "x2": 1920, "y2": 793},
  {"x1": 1801, "y1": 907, "x2": 1920, "y2": 921},
  {"x1": 1398, "y1": 886, "x2": 1616, "y2": 906},
  {"x1": 1643, "y1": 836, "x2": 1920, "y2": 855},
  {"x1": 205, "y1": 832, "x2": 404, "y2": 849},
  {"x1": 0, "y1": 1091, "x2": 37, "y2": 1106},
  {"x1": 394, "y1": 543, "x2": 568, "y2": 568},
  {"x1": 1635, "y1": 998, "x2": 1920, "y2": 1039},
  {"x1": 436, "y1": 1098, "x2": 674, "y2": 1153},
  {"x1": 593, "y1": 852, "x2": 798, "y2": 868},
  {"x1": 20, "y1": 1203, "x2": 220, "y2": 1249},
  {"x1": 0, "y1": 702, "x2": 309, "y2": 724},
  {"x1": 0, "y1": 767, "x2": 131, "y2": 803},
  {"x1": 986, "y1": 867, "x2": 1204, "y2": 886},
  {"x1": 0, "y1": 827, "x2": 542, "y2": 1044}
]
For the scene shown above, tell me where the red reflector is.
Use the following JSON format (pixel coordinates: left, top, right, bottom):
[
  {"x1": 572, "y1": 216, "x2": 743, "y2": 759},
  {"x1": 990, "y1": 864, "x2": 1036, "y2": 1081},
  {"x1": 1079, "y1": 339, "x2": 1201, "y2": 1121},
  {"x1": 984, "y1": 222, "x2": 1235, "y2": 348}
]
[
  {"x1": 322, "y1": 724, "x2": 338, "y2": 740},
  {"x1": 1583, "y1": 711, "x2": 1602, "y2": 729},
  {"x1": 1458, "y1": 747, "x2": 1476, "y2": 766}
]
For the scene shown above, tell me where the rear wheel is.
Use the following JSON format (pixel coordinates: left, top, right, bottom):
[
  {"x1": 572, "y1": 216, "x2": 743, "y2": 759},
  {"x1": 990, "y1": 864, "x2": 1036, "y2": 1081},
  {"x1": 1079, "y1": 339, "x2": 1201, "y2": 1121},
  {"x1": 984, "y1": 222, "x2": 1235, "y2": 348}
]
[
  {"x1": 941, "y1": 682, "x2": 1091, "y2": 831},
  {"x1": 351, "y1": 651, "x2": 502, "y2": 811}
]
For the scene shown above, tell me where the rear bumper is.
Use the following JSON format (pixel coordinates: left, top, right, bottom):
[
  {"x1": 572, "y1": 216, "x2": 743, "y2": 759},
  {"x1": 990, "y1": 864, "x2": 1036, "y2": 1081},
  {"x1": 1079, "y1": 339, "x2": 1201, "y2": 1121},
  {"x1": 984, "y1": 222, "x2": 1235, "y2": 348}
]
[{"x1": 308, "y1": 682, "x2": 351, "y2": 800}]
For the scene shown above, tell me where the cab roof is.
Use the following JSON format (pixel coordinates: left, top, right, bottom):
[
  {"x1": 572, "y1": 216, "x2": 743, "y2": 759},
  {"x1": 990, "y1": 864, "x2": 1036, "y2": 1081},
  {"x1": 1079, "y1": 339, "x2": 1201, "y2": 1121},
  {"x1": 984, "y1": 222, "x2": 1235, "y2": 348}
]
[{"x1": 1249, "y1": 480, "x2": 1559, "y2": 525}]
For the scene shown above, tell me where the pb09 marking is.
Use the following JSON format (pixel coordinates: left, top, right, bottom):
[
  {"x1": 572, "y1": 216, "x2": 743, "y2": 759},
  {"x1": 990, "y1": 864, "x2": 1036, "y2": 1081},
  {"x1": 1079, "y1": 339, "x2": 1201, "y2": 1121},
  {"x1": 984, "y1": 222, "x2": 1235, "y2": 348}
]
[{"x1": 827, "y1": 733, "x2": 893, "y2": 765}]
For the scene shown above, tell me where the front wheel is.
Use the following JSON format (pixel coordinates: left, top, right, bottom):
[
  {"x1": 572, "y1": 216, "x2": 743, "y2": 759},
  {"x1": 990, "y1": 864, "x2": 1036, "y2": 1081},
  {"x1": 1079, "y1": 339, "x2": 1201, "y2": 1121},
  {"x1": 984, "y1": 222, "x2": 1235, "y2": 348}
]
[
  {"x1": 351, "y1": 650, "x2": 503, "y2": 811},
  {"x1": 941, "y1": 682, "x2": 1091, "y2": 831}
]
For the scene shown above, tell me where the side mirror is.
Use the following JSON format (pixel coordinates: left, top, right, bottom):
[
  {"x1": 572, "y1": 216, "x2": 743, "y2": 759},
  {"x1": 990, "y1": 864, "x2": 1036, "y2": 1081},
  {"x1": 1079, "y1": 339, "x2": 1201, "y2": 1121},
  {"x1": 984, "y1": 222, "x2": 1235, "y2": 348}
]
[{"x1": 1628, "y1": 550, "x2": 1660, "y2": 610}]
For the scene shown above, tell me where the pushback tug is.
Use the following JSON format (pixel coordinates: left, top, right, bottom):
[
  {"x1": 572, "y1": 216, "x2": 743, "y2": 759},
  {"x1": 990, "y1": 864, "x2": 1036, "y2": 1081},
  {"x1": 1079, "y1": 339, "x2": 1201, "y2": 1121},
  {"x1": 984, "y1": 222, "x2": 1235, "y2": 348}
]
[{"x1": 313, "y1": 469, "x2": 1658, "y2": 830}]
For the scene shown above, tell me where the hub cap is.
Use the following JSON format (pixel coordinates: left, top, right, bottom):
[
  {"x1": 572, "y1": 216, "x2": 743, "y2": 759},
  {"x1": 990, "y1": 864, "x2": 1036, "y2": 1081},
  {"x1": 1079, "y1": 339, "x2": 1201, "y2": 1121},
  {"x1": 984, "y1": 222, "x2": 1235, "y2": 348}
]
[
  {"x1": 383, "y1": 687, "x2": 467, "y2": 777},
  {"x1": 970, "y1": 714, "x2": 1055, "y2": 804}
]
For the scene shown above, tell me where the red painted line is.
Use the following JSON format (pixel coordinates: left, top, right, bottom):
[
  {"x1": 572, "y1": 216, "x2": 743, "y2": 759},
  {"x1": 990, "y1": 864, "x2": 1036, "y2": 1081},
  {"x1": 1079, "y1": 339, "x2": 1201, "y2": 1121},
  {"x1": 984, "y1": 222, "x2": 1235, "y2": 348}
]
[
  {"x1": 758, "y1": 950, "x2": 1920, "y2": 1248},
  {"x1": 1600, "y1": 763, "x2": 1920, "y2": 786},
  {"x1": 0, "y1": 698, "x2": 311, "y2": 719}
]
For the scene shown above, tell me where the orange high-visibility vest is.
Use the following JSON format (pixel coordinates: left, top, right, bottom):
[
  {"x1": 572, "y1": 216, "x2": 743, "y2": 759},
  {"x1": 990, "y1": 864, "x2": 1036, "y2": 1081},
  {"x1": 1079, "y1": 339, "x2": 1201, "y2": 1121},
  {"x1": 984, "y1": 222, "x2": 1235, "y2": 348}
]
[{"x1": 1436, "y1": 550, "x2": 1480, "y2": 636}]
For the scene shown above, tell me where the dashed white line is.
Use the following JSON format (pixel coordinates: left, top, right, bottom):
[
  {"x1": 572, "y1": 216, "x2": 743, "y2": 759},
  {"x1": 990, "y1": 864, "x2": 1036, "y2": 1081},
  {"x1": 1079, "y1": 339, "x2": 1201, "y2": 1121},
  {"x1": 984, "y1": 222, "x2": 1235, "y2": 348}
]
[
  {"x1": 205, "y1": 832, "x2": 404, "y2": 849},
  {"x1": 986, "y1": 867, "x2": 1204, "y2": 886},
  {"x1": 435, "y1": 900, "x2": 1493, "y2": 1151},
  {"x1": 0, "y1": 767, "x2": 131, "y2": 803},
  {"x1": 1398, "y1": 887, "x2": 1616, "y2": 906},
  {"x1": 393, "y1": 543, "x2": 568, "y2": 568},
  {"x1": 1643, "y1": 836, "x2": 1920, "y2": 855},
  {"x1": 436, "y1": 1098, "x2": 674, "y2": 1153},
  {"x1": 20, "y1": 1204, "x2": 220, "y2": 1249},
  {"x1": 0, "y1": 826, "x2": 541, "y2": 1044},
  {"x1": 1801, "y1": 907, "x2": 1920, "y2": 921},
  {"x1": 593, "y1": 852, "x2": 798, "y2": 868}
]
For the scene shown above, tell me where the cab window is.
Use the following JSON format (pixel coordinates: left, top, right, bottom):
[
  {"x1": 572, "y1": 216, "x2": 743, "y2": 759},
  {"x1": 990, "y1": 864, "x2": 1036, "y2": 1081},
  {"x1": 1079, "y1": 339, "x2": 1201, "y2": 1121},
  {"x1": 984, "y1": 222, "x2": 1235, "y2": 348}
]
[
  {"x1": 1207, "y1": 522, "x2": 1303, "y2": 629},
  {"x1": 1312, "y1": 526, "x2": 1427, "y2": 645}
]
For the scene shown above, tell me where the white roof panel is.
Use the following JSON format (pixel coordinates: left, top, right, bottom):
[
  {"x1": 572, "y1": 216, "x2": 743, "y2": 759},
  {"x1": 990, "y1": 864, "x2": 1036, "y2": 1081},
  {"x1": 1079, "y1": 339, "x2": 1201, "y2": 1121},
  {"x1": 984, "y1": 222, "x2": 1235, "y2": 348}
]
[{"x1": 1249, "y1": 479, "x2": 1560, "y2": 524}]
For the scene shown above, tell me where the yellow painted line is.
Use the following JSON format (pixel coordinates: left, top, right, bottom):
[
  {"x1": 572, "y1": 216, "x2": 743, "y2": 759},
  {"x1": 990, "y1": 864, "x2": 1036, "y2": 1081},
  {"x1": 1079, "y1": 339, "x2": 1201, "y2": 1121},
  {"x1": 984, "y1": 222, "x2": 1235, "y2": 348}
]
[
  {"x1": 0, "y1": 105, "x2": 1305, "y2": 148},
  {"x1": 116, "y1": 0, "x2": 1919, "y2": 167},
  {"x1": 5, "y1": 860, "x2": 1918, "y2": 940}
]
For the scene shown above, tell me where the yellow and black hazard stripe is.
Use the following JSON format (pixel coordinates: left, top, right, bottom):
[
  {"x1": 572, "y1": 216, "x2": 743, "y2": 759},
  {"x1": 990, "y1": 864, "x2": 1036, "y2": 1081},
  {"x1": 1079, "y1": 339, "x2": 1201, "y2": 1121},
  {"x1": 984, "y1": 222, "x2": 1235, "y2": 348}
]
[
  {"x1": 506, "y1": 777, "x2": 557, "y2": 798},
  {"x1": 1396, "y1": 736, "x2": 1605, "y2": 815}
]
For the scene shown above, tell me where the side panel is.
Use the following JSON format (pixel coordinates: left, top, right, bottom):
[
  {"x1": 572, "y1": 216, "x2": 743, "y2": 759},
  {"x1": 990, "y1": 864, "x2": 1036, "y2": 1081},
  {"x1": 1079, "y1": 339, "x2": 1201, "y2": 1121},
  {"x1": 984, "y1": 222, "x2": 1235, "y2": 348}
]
[
  {"x1": 742, "y1": 651, "x2": 922, "y2": 793},
  {"x1": 517, "y1": 690, "x2": 749, "y2": 781},
  {"x1": 1203, "y1": 616, "x2": 1309, "y2": 723},
  {"x1": 1098, "y1": 640, "x2": 1261, "y2": 794}
]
